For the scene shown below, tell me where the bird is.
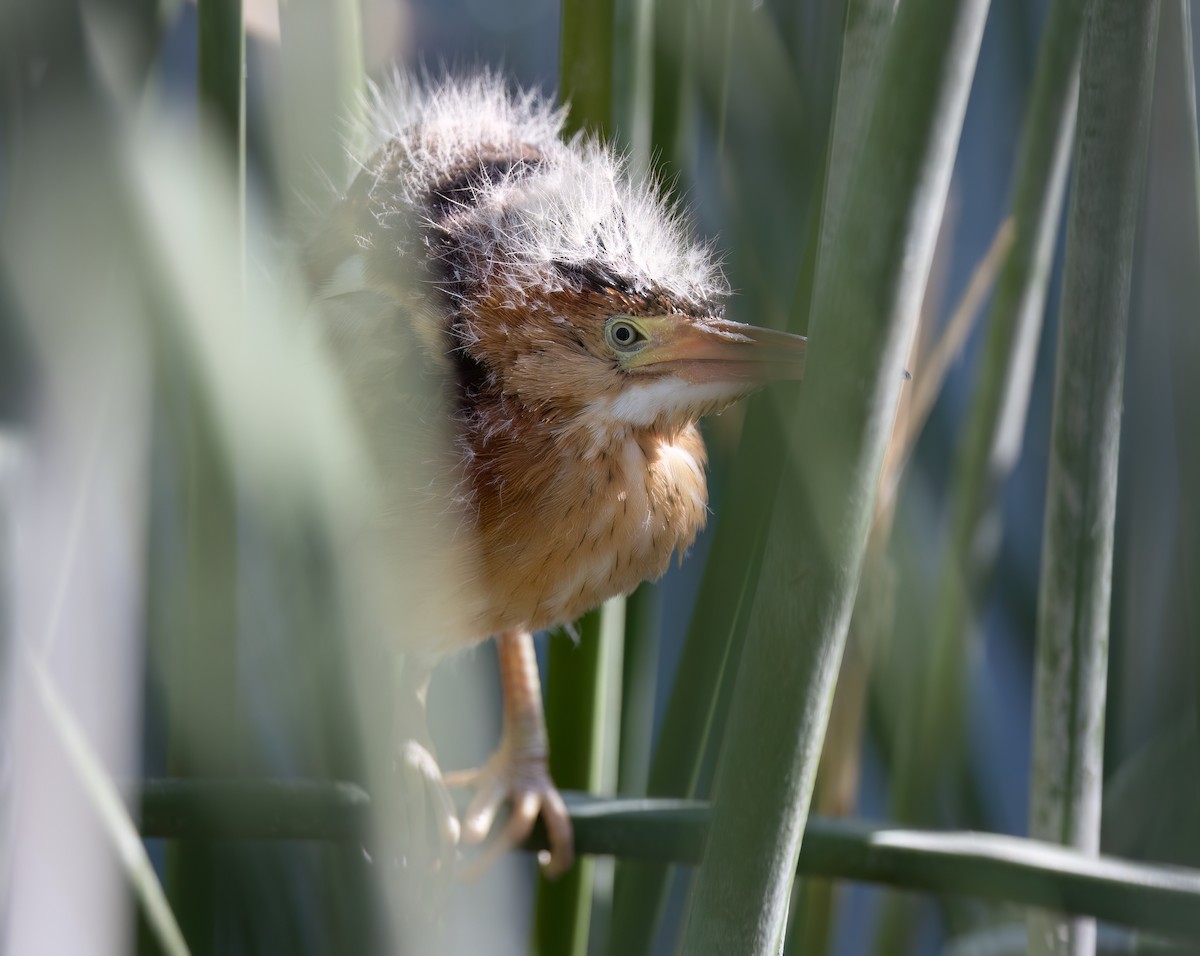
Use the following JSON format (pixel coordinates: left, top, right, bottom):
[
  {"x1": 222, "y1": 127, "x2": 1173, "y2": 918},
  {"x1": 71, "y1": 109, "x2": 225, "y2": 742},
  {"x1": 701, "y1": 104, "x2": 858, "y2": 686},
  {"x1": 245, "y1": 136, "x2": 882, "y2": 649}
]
[{"x1": 303, "y1": 73, "x2": 807, "y2": 879}]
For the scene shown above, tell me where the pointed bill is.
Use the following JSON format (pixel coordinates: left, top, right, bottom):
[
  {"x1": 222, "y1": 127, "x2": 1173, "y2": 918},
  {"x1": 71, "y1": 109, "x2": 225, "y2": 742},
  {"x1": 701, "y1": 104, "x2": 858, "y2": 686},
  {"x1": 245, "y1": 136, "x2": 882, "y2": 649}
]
[{"x1": 619, "y1": 316, "x2": 807, "y2": 385}]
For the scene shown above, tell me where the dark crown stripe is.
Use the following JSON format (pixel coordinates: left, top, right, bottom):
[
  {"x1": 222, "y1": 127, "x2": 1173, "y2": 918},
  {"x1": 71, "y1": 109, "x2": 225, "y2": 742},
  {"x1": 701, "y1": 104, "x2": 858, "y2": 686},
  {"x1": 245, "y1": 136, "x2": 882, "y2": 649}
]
[
  {"x1": 426, "y1": 143, "x2": 545, "y2": 223},
  {"x1": 425, "y1": 145, "x2": 545, "y2": 414}
]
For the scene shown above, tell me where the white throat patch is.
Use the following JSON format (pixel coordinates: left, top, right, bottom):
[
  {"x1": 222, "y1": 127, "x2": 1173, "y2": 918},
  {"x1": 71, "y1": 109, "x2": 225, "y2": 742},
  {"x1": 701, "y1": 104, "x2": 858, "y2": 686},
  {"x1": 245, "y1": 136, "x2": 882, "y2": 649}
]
[{"x1": 580, "y1": 378, "x2": 742, "y2": 431}]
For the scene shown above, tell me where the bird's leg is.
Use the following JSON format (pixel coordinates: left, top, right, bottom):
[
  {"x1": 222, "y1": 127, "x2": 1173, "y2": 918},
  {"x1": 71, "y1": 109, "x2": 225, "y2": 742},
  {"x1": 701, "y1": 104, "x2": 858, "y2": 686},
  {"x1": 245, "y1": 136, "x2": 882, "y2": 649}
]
[{"x1": 445, "y1": 628, "x2": 574, "y2": 878}]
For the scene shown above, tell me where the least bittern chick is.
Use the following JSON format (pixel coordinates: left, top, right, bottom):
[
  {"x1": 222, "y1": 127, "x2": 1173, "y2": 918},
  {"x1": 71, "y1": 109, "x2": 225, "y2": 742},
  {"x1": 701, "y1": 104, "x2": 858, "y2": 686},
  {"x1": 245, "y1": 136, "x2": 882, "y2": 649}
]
[{"x1": 306, "y1": 75, "x2": 806, "y2": 878}]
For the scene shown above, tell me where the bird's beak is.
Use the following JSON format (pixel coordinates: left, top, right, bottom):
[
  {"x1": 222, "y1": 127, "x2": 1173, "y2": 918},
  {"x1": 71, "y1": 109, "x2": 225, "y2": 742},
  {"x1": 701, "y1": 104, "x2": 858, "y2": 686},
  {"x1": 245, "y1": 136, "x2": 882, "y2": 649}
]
[{"x1": 622, "y1": 316, "x2": 807, "y2": 385}]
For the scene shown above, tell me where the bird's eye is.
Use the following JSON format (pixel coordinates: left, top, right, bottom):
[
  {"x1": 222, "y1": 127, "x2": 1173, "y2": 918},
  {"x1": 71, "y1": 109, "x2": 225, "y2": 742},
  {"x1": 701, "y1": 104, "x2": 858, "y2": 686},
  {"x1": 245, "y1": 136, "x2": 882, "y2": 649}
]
[{"x1": 605, "y1": 318, "x2": 647, "y2": 353}]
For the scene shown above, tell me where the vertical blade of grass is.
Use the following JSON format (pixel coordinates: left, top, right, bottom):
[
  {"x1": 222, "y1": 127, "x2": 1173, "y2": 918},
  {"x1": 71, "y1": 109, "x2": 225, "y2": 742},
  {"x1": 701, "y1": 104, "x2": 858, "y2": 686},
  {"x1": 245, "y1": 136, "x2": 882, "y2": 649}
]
[
  {"x1": 810, "y1": 0, "x2": 898, "y2": 318},
  {"x1": 559, "y1": 0, "x2": 615, "y2": 135},
  {"x1": 1, "y1": 87, "x2": 186, "y2": 953},
  {"x1": 1164, "y1": 0, "x2": 1200, "y2": 749},
  {"x1": 1178, "y1": 4, "x2": 1200, "y2": 265},
  {"x1": 163, "y1": 4, "x2": 243, "y2": 951},
  {"x1": 783, "y1": 7, "x2": 896, "y2": 949},
  {"x1": 616, "y1": 584, "x2": 660, "y2": 800},
  {"x1": 537, "y1": 5, "x2": 620, "y2": 952},
  {"x1": 197, "y1": 0, "x2": 243, "y2": 143},
  {"x1": 604, "y1": 406, "x2": 776, "y2": 955},
  {"x1": 1027, "y1": 2, "x2": 1161, "y2": 954},
  {"x1": 613, "y1": 0, "x2": 655, "y2": 173},
  {"x1": 647, "y1": 0, "x2": 688, "y2": 188},
  {"x1": 128, "y1": 104, "x2": 395, "y2": 950},
  {"x1": 921, "y1": 0, "x2": 1088, "y2": 808},
  {"x1": 197, "y1": 0, "x2": 245, "y2": 234},
  {"x1": 24, "y1": 651, "x2": 190, "y2": 956},
  {"x1": 607, "y1": 5, "x2": 886, "y2": 949},
  {"x1": 538, "y1": 599, "x2": 626, "y2": 954},
  {"x1": 276, "y1": 0, "x2": 364, "y2": 210},
  {"x1": 875, "y1": 4, "x2": 1086, "y2": 950},
  {"x1": 681, "y1": 0, "x2": 991, "y2": 950},
  {"x1": 156, "y1": 353, "x2": 238, "y2": 956},
  {"x1": 890, "y1": 0, "x2": 1089, "y2": 863},
  {"x1": 269, "y1": 7, "x2": 370, "y2": 948}
]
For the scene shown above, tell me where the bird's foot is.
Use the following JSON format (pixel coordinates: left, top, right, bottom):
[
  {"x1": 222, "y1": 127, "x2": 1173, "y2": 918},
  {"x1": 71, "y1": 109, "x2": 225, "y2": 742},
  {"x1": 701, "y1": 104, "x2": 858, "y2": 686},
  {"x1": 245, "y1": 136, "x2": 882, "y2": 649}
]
[
  {"x1": 392, "y1": 739, "x2": 461, "y2": 878},
  {"x1": 445, "y1": 740, "x2": 574, "y2": 880}
]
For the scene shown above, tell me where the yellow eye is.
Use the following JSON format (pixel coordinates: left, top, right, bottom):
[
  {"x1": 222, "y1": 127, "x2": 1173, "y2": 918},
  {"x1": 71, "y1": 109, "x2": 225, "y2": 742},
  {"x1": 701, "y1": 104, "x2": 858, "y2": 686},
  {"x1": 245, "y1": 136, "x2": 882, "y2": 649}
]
[{"x1": 605, "y1": 317, "x2": 646, "y2": 352}]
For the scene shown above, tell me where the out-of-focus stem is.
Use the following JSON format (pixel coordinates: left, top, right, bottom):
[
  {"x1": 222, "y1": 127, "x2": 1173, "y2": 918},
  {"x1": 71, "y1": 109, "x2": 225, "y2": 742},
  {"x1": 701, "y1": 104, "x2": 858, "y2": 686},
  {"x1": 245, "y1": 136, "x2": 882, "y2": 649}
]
[
  {"x1": 277, "y1": 0, "x2": 364, "y2": 214},
  {"x1": 537, "y1": 6, "x2": 620, "y2": 954},
  {"x1": 876, "y1": 3, "x2": 1088, "y2": 950},
  {"x1": 1162, "y1": 0, "x2": 1200, "y2": 751},
  {"x1": 681, "y1": 0, "x2": 991, "y2": 950},
  {"x1": 1028, "y1": 2, "x2": 1161, "y2": 953}
]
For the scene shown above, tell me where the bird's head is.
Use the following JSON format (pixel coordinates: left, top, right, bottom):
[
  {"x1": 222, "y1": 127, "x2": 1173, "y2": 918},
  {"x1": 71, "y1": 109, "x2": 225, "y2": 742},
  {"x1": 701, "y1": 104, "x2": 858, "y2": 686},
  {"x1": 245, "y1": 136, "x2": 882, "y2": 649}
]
[
  {"x1": 454, "y1": 261, "x2": 807, "y2": 437},
  {"x1": 319, "y1": 75, "x2": 806, "y2": 442}
]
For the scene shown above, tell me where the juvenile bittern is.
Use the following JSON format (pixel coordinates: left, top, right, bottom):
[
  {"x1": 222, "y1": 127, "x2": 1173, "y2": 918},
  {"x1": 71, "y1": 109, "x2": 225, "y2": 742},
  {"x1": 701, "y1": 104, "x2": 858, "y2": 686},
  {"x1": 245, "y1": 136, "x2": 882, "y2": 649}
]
[{"x1": 306, "y1": 75, "x2": 806, "y2": 877}]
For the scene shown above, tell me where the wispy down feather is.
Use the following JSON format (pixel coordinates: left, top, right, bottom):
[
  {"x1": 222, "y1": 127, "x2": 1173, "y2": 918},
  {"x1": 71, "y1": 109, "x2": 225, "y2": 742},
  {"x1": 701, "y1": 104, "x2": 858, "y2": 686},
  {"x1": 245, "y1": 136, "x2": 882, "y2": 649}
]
[{"x1": 351, "y1": 71, "x2": 728, "y2": 310}]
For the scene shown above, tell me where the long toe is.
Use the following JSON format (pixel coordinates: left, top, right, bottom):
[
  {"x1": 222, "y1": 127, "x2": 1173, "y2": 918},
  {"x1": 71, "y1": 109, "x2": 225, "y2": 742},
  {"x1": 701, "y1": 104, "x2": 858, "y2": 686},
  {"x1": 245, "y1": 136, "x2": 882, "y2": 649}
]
[
  {"x1": 536, "y1": 786, "x2": 574, "y2": 878},
  {"x1": 396, "y1": 739, "x2": 461, "y2": 873},
  {"x1": 448, "y1": 746, "x2": 575, "y2": 880}
]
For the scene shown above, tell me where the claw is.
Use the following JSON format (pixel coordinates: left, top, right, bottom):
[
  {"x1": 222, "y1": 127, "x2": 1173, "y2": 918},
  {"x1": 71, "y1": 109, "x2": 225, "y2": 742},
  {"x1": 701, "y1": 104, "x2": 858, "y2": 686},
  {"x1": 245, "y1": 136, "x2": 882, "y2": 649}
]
[
  {"x1": 385, "y1": 654, "x2": 467, "y2": 891},
  {"x1": 445, "y1": 629, "x2": 576, "y2": 879},
  {"x1": 399, "y1": 739, "x2": 462, "y2": 849},
  {"x1": 447, "y1": 741, "x2": 575, "y2": 880},
  {"x1": 376, "y1": 736, "x2": 464, "y2": 946}
]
